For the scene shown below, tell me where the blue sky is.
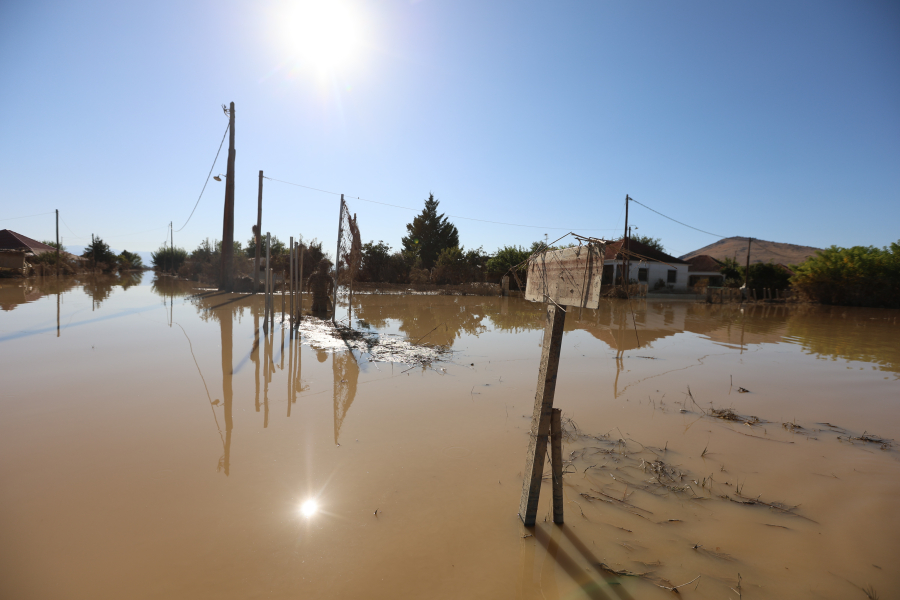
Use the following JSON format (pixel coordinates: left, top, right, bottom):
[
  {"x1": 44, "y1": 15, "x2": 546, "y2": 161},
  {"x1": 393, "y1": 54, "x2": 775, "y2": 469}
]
[{"x1": 1, "y1": 0, "x2": 898, "y2": 259}]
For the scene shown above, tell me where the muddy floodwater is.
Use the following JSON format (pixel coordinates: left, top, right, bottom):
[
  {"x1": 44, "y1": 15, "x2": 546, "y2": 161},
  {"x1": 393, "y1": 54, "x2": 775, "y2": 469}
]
[{"x1": 1, "y1": 274, "x2": 898, "y2": 599}]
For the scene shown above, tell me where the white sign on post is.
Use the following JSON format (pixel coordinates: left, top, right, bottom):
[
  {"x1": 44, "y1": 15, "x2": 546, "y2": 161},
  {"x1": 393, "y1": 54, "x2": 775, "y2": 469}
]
[{"x1": 524, "y1": 244, "x2": 605, "y2": 309}]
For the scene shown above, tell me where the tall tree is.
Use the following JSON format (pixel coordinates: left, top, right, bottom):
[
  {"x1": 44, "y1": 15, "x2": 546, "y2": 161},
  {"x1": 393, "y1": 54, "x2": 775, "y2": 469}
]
[
  {"x1": 630, "y1": 235, "x2": 666, "y2": 254},
  {"x1": 401, "y1": 194, "x2": 459, "y2": 270}
]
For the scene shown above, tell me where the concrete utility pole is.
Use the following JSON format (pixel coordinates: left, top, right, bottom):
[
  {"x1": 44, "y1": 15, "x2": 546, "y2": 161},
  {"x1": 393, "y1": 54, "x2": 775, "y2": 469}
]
[
  {"x1": 255, "y1": 170, "x2": 263, "y2": 292},
  {"x1": 55, "y1": 209, "x2": 59, "y2": 277},
  {"x1": 170, "y1": 222, "x2": 174, "y2": 274},
  {"x1": 220, "y1": 102, "x2": 236, "y2": 291},
  {"x1": 744, "y1": 237, "x2": 753, "y2": 291},
  {"x1": 623, "y1": 195, "x2": 630, "y2": 285}
]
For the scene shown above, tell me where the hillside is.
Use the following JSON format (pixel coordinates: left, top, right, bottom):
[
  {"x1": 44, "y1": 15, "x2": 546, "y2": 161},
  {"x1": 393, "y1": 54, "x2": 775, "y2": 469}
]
[{"x1": 680, "y1": 237, "x2": 821, "y2": 266}]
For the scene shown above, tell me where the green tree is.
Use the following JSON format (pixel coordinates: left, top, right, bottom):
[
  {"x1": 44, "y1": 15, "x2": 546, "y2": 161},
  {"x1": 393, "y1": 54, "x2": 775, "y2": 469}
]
[
  {"x1": 631, "y1": 235, "x2": 665, "y2": 254},
  {"x1": 151, "y1": 244, "x2": 188, "y2": 272},
  {"x1": 486, "y1": 245, "x2": 531, "y2": 280},
  {"x1": 360, "y1": 240, "x2": 392, "y2": 282},
  {"x1": 791, "y1": 242, "x2": 900, "y2": 308},
  {"x1": 117, "y1": 250, "x2": 143, "y2": 270},
  {"x1": 82, "y1": 236, "x2": 117, "y2": 268},
  {"x1": 245, "y1": 234, "x2": 283, "y2": 258},
  {"x1": 401, "y1": 194, "x2": 460, "y2": 270}
]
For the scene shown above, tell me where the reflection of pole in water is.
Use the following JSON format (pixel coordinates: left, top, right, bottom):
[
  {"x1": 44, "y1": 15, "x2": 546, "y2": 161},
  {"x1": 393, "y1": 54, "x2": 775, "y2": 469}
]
[
  {"x1": 221, "y1": 307, "x2": 233, "y2": 476},
  {"x1": 253, "y1": 304, "x2": 260, "y2": 413},
  {"x1": 57, "y1": 291, "x2": 60, "y2": 337},
  {"x1": 287, "y1": 332, "x2": 293, "y2": 417},
  {"x1": 332, "y1": 350, "x2": 359, "y2": 445},
  {"x1": 614, "y1": 350, "x2": 623, "y2": 398},
  {"x1": 263, "y1": 318, "x2": 271, "y2": 428}
]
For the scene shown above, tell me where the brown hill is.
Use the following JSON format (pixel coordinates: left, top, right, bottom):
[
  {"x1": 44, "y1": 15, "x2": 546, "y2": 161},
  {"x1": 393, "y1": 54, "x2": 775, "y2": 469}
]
[{"x1": 680, "y1": 237, "x2": 821, "y2": 266}]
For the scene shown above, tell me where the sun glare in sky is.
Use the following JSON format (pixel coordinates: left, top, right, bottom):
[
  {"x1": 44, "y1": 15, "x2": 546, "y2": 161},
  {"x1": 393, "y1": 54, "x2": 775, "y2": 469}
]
[{"x1": 282, "y1": 1, "x2": 364, "y2": 75}]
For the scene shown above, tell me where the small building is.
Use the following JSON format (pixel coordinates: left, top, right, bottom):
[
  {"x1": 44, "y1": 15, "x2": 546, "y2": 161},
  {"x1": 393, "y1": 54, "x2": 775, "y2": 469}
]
[
  {"x1": 0, "y1": 230, "x2": 56, "y2": 270},
  {"x1": 685, "y1": 254, "x2": 725, "y2": 287},
  {"x1": 601, "y1": 238, "x2": 691, "y2": 291}
]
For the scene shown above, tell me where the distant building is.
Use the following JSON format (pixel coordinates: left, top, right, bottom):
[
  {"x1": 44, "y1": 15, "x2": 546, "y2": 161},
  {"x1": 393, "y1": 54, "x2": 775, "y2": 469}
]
[
  {"x1": 685, "y1": 254, "x2": 725, "y2": 287},
  {"x1": 602, "y1": 238, "x2": 691, "y2": 291},
  {"x1": 0, "y1": 230, "x2": 56, "y2": 270}
]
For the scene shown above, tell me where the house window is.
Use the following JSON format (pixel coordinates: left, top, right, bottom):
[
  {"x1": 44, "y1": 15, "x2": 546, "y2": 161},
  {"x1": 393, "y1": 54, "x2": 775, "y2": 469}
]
[
  {"x1": 638, "y1": 268, "x2": 648, "y2": 282},
  {"x1": 667, "y1": 269, "x2": 677, "y2": 284}
]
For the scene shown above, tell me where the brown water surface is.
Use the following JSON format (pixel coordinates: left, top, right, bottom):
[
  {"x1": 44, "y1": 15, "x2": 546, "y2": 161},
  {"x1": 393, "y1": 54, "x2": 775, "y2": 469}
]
[{"x1": 1, "y1": 274, "x2": 898, "y2": 599}]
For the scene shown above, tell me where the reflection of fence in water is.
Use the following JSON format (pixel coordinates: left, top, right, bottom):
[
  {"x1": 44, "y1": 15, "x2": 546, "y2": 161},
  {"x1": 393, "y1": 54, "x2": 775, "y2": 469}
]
[{"x1": 707, "y1": 287, "x2": 742, "y2": 303}]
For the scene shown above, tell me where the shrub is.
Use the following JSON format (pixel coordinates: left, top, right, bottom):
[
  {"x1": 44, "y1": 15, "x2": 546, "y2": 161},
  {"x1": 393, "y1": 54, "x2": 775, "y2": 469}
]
[{"x1": 791, "y1": 242, "x2": 900, "y2": 308}]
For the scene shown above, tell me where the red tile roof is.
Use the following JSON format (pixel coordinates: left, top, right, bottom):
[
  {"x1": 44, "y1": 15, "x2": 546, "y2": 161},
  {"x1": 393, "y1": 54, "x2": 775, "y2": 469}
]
[
  {"x1": 604, "y1": 238, "x2": 688, "y2": 265},
  {"x1": 0, "y1": 230, "x2": 56, "y2": 255},
  {"x1": 686, "y1": 254, "x2": 723, "y2": 272}
]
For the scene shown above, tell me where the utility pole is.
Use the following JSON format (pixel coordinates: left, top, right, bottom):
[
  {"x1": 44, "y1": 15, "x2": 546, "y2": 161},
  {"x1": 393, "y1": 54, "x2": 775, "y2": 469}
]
[
  {"x1": 744, "y1": 237, "x2": 753, "y2": 292},
  {"x1": 55, "y1": 209, "x2": 59, "y2": 277},
  {"x1": 255, "y1": 170, "x2": 263, "y2": 292},
  {"x1": 623, "y1": 195, "x2": 630, "y2": 285},
  {"x1": 220, "y1": 102, "x2": 236, "y2": 291},
  {"x1": 334, "y1": 194, "x2": 344, "y2": 324},
  {"x1": 170, "y1": 221, "x2": 174, "y2": 275}
]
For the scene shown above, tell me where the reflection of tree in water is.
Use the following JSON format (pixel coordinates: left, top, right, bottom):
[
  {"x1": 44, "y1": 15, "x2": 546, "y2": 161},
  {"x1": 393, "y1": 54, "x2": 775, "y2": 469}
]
[
  {"x1": 332, "y1": 349, "x2": 359, "y2": 444},
  {"x1": 784, "y1": 305, "x2": 900, "y2": 375},
  {"x1": 352, "y1": 295, "x2": 490, "y2": 347},
  {"x1": 81, "y1": 272, "x2": 145, "y2": 308}
]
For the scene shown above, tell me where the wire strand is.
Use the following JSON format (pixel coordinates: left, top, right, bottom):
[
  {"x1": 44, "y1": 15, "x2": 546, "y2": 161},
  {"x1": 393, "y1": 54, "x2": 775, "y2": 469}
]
[
  {"x1": 175, "y1": 122, "x2": 230, "y2": 233},
  {"x1": 629, "y1": 197, "x2": 727, "y2": 238},
  {"x1": 0, "y1": 211, "x2": 55, "y2": 222},
  {"x1": 60, "y1": 216, "x2": 88, "y2": 240},
  {"x1": 264, "y1": 176, "x2": 620, "y2": 232}
]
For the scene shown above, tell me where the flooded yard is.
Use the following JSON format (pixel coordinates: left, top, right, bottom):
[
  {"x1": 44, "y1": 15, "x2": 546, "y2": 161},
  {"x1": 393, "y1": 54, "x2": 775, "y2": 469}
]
[{"x1": 1, "y1": 273, "x2": 898, "y2": 599}]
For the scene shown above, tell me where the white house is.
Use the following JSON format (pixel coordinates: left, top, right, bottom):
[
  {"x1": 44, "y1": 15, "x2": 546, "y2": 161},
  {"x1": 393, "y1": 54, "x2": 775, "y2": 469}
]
[{"x1": 601, "y1": 238, "x2": 691, "y2": 292}]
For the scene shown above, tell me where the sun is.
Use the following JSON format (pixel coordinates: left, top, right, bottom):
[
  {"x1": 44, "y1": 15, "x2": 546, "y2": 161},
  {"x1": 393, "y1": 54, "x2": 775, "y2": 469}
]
[{"x1": 282, "y1": 1, "x2": 364, "y2": 74}]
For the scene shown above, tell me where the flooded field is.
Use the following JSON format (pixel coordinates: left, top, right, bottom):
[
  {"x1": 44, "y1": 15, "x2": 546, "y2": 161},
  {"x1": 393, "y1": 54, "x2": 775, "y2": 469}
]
[{"x1": 1, "y1": 274, "x2": 898, "y2": 599}]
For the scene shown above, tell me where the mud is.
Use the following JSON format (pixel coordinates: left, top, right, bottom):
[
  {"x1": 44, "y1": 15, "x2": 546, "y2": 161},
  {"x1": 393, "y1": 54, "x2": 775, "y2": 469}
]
[{"x1": 0, "y1": 274, "x2": 898, "y2": 599}]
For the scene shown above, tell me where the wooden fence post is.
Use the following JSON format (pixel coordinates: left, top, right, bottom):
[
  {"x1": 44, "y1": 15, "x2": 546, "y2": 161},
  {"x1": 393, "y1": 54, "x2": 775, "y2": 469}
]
[{"x1": 519, "y1": 303, "x2": 567, "y2": 526}]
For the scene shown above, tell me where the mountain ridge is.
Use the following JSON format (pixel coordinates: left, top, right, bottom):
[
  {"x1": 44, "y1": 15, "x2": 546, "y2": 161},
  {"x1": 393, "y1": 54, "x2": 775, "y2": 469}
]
[{"x1": 680, "y1": 237, "x2": 821, "y2": 266}]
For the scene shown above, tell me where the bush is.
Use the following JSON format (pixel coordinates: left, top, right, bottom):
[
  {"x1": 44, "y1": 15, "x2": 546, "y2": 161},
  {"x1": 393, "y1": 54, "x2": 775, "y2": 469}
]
[
  {"x1": 151, "y1": 245, "x2": 188, "y2": 272},
  {"x1": 791, "y1": 242, "x2": 900, "y2": 308}
]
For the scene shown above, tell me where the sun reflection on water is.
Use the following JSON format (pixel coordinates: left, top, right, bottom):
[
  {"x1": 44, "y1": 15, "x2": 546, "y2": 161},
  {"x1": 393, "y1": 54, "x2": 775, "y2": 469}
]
[{"x1": 300, "y1": 499, "x2": 318, "y2": 518}]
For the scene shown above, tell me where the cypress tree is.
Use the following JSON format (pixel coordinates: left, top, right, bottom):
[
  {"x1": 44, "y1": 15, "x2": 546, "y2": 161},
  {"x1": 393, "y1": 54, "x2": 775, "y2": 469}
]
[{"x1": 401, "y1": 194, "x2": 460, "y2": 270}]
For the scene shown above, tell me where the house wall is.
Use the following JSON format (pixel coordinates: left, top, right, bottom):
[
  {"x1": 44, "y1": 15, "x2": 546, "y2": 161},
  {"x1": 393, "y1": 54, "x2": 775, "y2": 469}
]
[
  {"x1": 605, "y1": 260, "x2": 689, "y2": 291},
  {"x1": 0, "y1": 251, "x2": 26, "y2": 269}
]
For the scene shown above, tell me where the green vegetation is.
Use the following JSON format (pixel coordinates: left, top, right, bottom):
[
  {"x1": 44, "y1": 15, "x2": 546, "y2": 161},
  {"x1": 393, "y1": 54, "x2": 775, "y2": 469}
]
[
  {"x1": 718, "y1": 257, "x2": 791, "y2": 296},
  {"x1": 791, "y1": 242, "x2": 900, "y2": 308},
  {"x1": 151, "y1": 244, "x2": 188, "y2": 273},
  {"x1": 83, "y1": 237, "x2": 117, "y2": 267},
  {"x1": 631, "y1": 235, "x2": 665, "y2": 253},
  {"x1": 245, "y1": 234, "x2": 283, "y2": 258},
  {"x1": 401, "y1": 194, "x2": 460, "y2": 270},
  {"x1": 117, "y1": 250, "x2": 143, "y2": 270}
]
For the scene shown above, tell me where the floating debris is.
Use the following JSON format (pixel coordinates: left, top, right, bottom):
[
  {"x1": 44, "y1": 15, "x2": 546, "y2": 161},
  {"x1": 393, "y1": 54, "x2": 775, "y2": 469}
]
[
  {"x1": 709, "y1": 407, "x2": 762, "y2": 425},
  {"x1": 295, "y1": 316, "x2": 451, "y2": 366}
]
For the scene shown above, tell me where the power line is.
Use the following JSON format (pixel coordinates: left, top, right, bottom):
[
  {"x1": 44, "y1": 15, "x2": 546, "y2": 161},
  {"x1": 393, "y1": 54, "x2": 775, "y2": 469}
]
[
  {"x1": 0, "y1": 211, "x2": 55, "y2": 222},
  {"x1": 629, "y1": 197, "x2": 728, "y2": 238},
  {"x1": 60, "y1": 216, "x2": 88, "y2": 240},
  {"x1": 175, "y1": 122, "x2": 230, "y2": 233},
  {"x1": 264, "y1": 176, "x2": 621, "y2": 232}
]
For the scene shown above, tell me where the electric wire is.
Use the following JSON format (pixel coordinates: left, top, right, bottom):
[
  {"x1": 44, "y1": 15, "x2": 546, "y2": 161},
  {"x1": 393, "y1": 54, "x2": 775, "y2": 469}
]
[
  {"x1": 264, "y1": 176, "x2": 620, "y2": 232},
  {"x1": 60, "y1": 216, "x2": 87, "y2": 240},
  {"x1": 629, "y1": 197, "x2": 727, "y2": 238},
  {"x1": 175, "y1": 122, "x2": 230, "y2": 233},
  {"x1": 0, "y1": 211, "x2": 55, "y2": 222}
]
